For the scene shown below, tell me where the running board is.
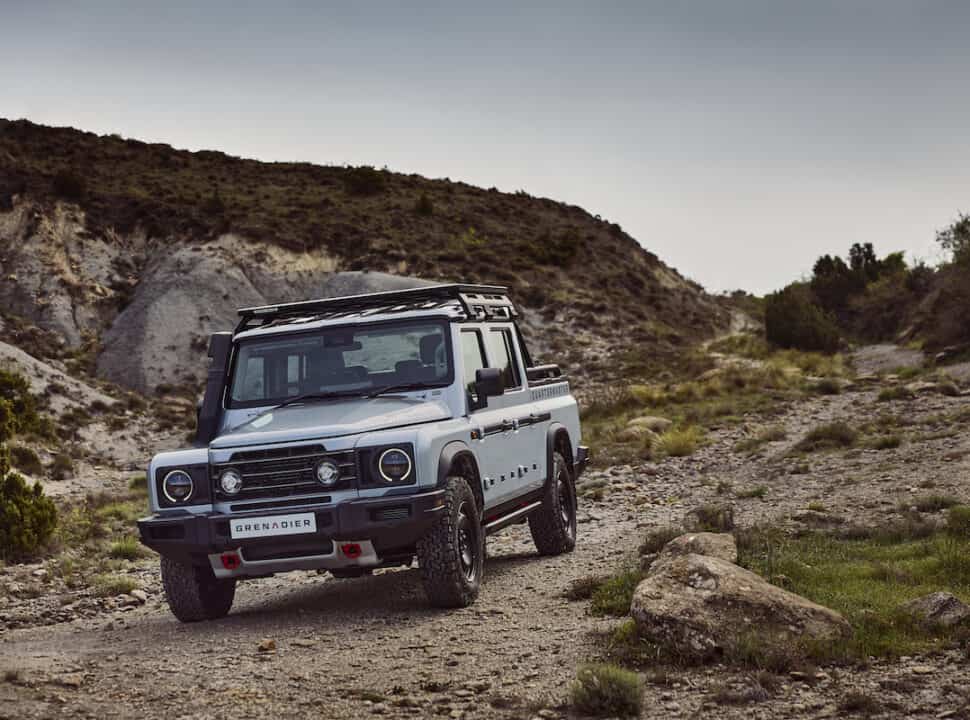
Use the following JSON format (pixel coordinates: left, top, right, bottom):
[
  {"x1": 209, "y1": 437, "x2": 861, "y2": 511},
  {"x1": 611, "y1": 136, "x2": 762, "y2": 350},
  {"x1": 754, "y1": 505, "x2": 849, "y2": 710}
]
[{"x1": 484, "y1": 501, "x2": 542, "y2": 536}]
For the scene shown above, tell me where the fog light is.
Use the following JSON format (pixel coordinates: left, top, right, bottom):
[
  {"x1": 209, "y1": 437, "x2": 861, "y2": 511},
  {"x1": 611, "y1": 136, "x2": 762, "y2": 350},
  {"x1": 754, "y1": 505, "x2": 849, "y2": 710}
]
[{"x1": 220, "y1": 469, "x2": 243, "y2": 495}]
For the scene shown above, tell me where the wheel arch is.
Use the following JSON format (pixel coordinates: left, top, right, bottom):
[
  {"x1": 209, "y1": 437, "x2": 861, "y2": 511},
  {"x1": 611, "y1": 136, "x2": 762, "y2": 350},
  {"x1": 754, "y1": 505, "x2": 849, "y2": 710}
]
[
  {"x1": 545, "y1": 423, "x2": 575, "y2": 485},
  {"x1": 437, "y1": 440, "x2": 484, "y2": 513}
]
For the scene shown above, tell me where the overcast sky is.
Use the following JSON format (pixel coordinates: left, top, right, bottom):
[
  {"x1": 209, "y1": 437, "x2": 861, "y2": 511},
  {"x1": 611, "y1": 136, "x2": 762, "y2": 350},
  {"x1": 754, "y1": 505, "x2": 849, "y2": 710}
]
[{"x1": 3, "y1": 1, "x2": 968, "y2": 294}]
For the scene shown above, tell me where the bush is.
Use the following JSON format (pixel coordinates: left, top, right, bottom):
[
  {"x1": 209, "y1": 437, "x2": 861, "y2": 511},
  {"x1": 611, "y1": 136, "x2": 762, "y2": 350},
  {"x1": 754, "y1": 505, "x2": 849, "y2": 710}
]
[
  {"x1": 342, "y1": 165, "x2": 386, "y2": 196},
  {"x1": 638, "y1": 526, "x2": 683, "y2": 555},
  {"x1": 93, "y1": 573, "x2": 139, "y2": 597},
  {"x1": 570, "y1": 663, "x2": 642, "y2": 717},
  {"x1": 656, "y1": 426, "x2": 702, "y2": 457},
  {"x1": 0, "y1": 465, "x2": 57, "y2": 562},
  {"x1": 764, "y1": 284, "x2": 841, "y2": 353},
  {"x1": 108, "y1": 536, "x2": 148, "y2": 560},
  {"x1": 936, "y1": 213, "x2": 970, "y2": 266},
  {"x1": 946, "y1": 506, "x2": 970, "y2": 537},
  {"x1": 413, "y1": 193, "x2": 434, "y2": 216},
  {"x1": 49, "y1": 453, "x2": 74, "y2": 481},
  {"x1": 590, "y1": 568, "x2": 644, "y2": 617},
  {"x1": 794, "y1": 422, "x2": 857, "y2": 452},
  {"x1": 51, "y1": 169, "x2": 86, "y2": 200},
  {"x1": 9, "y1": 445, "x2": 42, "y2": 475}
]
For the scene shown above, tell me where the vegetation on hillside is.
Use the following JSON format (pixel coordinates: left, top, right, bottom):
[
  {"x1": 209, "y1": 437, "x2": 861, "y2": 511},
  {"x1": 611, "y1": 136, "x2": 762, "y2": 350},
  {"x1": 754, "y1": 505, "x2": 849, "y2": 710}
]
[{"x1": 0, "y1": 118, "x2": 728, "y2": 379}]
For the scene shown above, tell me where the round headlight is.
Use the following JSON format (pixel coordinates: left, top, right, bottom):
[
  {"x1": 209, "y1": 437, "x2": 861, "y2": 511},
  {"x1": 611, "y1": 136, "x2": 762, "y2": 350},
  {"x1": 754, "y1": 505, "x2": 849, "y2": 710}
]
[
  {"x1": 378, "y1": 448, "x2": 412, "y2": 483},
  {"x1": 162, "y1": 469, "x2": 194, "y2": 503},
  {"x1": 220, "y1": 469, "x2": 243, "y2": 496},
  {"x1": 315, "y1": 460, "x2": 340, "y2": 487}
]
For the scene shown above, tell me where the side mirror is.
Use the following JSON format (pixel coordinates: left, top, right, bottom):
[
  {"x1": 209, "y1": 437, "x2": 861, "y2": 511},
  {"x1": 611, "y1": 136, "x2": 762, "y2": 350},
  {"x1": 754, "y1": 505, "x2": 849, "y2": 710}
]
[{"x1": 473, "y1": 368, "x2": 505, "y2": 408}]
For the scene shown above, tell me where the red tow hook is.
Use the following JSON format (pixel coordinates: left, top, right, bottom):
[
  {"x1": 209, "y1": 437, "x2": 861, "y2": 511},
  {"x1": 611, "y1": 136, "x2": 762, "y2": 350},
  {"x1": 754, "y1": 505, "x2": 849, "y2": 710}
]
[
  {"x1": 341, "y1": 543, "x2": 362, "y2": 560},
  {"x1": 221, "y1": 552, "x2": 241, "y2": 571}
]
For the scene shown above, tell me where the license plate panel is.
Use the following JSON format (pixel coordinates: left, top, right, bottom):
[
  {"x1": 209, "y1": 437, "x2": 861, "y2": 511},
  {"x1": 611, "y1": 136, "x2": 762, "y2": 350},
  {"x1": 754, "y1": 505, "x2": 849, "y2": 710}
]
[{"x1": 230, "y1": 512, "x2": 317, "y2": 540}]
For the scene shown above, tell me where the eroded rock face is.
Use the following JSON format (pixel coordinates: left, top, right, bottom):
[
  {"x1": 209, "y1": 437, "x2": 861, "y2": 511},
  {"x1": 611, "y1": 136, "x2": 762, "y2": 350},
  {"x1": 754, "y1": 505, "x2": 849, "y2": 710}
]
[{"x1": 631, "y1": 552, "x2": 851, "y2": 661}]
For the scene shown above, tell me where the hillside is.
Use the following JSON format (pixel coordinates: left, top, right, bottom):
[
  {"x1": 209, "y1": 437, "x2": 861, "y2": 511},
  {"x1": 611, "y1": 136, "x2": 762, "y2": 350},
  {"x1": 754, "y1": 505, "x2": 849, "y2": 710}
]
[{"x1": 0, "y1": 118, "x2": 727, "y2": 393}]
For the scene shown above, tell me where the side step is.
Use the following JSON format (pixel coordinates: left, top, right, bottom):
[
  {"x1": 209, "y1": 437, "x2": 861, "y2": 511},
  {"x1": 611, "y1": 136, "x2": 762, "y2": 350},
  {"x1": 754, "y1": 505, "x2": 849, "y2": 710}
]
[{"x1": 484, "y1": 501, "x2": 542, "y2": 536}]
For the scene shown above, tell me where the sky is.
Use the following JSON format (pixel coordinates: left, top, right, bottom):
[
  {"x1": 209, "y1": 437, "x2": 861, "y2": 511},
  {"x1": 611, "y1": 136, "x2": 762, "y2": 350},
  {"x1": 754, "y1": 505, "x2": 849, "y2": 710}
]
[{"x1": 2, "y1": 1, "x2": 969, "y2": 294}]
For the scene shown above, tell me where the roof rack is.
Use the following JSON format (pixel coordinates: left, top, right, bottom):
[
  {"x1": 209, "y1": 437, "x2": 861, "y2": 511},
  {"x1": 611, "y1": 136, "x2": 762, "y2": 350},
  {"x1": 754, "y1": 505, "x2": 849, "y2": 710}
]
[{"x1": 235, "y1": 283, "x2": 518, "y2": 333}]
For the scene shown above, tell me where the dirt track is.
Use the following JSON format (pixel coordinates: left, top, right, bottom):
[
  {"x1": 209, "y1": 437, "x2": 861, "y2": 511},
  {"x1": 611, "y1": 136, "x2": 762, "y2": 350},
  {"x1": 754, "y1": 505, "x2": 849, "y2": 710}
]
[{"x1": 3, "y1": 377, "x2": 970, "y2": 719}]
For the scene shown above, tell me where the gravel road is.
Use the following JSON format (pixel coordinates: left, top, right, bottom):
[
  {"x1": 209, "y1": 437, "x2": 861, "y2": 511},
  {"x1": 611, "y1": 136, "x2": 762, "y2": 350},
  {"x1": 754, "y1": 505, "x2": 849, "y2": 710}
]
[{"x1": 3, "y1": 376, "x2": 970, "y2": 719}]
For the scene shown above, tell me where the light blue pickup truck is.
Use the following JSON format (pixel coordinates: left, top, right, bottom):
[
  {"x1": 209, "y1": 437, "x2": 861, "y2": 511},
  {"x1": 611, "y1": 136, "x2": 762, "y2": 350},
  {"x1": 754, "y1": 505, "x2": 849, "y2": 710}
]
[{"x1": 138, "y1": 284, "x2": 587, "y2": 621}]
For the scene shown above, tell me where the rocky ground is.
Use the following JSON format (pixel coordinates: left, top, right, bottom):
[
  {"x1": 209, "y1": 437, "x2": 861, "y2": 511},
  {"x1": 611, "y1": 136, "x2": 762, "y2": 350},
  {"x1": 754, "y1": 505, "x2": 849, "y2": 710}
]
[{"x1": 2, "y1": 349, "x2": 970, "y2": 719}]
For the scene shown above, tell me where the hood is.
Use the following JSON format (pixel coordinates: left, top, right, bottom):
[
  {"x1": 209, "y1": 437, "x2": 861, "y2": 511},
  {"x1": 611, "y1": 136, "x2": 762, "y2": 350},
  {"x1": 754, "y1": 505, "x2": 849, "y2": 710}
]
[{"x1": 210, "y1": 396, "x2": 450, "y2": 449}]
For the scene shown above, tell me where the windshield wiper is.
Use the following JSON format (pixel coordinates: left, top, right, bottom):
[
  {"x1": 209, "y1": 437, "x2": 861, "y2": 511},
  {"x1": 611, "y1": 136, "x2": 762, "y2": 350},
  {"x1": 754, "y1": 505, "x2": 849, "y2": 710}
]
[
  {"x1": 273, "y1": 390, "x2": 370, "y2": 410},
  {"x1": 367, "y1": 382, "x2": 436, "y2": 398}
]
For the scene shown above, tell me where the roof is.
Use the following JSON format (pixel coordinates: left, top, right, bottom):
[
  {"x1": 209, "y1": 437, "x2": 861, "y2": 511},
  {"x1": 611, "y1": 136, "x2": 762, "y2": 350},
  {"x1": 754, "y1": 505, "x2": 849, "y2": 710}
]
[{"x1": 234, "y1": 283, "x2": 517, "y2": 335}]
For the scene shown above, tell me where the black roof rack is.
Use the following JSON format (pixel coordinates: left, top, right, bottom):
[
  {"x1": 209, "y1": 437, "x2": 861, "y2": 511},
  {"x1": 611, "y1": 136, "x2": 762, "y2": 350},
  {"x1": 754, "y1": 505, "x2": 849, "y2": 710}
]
[{"x1": 235, "y1": 283, "x2": 518, "y2": 333}]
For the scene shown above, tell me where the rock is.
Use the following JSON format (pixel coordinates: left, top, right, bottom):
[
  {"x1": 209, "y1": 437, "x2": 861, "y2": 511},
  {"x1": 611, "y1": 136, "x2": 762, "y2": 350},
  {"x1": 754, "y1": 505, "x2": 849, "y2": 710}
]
[
  {"x1": 257, "y1": 638, "x2": 277, "y2": 653},
  {"x1": 129, "y1": 589, "x2": 148, "y2": 604},
  {"x1": 616, "y1": 425, "x2": 658, "y2": 443},
  {"x1": 118, "y1": 594, "x2": 140, "y2": 607},
  {"x1": 655, "y1": 532, "x2": 738, "y2": 565},
  {"x1": 31, "y1": 568, "x2": 48, "y2": 579},
  {"x1": 684, "y1": 503, "x2": 735, "y2": 533},
  {"x1": 627, "y1": 416, "x2": 673, "y2": 433},
  {"x1": 903, "y1": 592, "x2": 970, "y2": 628},
  {"x1": 631, "y1": 553, "x2": 851, "y2": 661},
  {"x1": 905, "y1": 381, "x2": 939, "y2": 395},
  {"x1": 911, "y1": 665, "x2": 935, "y2": 675}
]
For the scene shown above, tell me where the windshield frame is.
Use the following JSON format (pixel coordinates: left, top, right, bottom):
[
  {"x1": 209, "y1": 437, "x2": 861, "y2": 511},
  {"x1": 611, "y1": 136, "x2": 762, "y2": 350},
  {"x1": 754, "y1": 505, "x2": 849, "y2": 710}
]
[{"x1": 223, "y1": 316, "x2": 455, "y2": 410}]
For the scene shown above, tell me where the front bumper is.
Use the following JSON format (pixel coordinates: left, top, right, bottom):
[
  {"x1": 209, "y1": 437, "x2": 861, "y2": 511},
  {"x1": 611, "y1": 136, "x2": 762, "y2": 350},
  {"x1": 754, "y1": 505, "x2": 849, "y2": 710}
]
[{"x1": 137, "y1": 488, "x2": 446, "y2": 566}]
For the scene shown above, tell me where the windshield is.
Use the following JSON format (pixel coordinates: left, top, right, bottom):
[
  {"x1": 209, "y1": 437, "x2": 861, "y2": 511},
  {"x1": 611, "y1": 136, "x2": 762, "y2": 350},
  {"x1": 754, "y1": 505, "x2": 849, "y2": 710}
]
[{"x1": 228, "y1": 320, "x2": 452, "y2": 408}]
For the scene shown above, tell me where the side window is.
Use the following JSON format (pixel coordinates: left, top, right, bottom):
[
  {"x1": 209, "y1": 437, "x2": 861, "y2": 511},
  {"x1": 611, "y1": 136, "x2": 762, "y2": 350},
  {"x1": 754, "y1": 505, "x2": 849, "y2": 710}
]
[
  {"x1": 460, "y1": 330, "x2": 487, "y2": 399},
  {"x1": 485, "y1": 328, "x2": 522, "y2": 391}
]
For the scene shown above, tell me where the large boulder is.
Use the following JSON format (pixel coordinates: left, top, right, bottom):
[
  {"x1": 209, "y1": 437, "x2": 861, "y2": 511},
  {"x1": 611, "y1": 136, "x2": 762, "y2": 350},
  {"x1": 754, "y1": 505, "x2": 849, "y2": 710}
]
[
  {"x1": 902, "y1": 592, "x2": 970, "y2": 628},
  {"x1": 655, "y1": 532, "x2": 738, "y2": 565},
  {"x1": 631, "y1": 550, "x2": 851, "y2": 661}
]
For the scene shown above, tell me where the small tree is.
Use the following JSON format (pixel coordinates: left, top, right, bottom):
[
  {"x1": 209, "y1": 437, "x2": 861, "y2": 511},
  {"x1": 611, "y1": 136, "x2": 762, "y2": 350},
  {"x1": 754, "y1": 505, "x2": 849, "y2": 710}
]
[
  {"x1": 937, "y1": 213, "x2": 970, "y2": 265},
  {"x1": 765, "y1": 284, "x2": 841, "y2": 353}
]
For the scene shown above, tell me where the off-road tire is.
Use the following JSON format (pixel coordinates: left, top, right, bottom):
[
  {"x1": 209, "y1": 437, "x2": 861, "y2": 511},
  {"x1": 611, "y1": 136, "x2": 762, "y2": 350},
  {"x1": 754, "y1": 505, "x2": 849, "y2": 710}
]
[
  {"x1": 528, "y1": 451, "x2": 577, "y2": 555},
  {"x1": 416, "y1": 477, "x2": 483, "y2": 608},
  {"x1": 160, "y1": 556, "x2": 236, "y2": 622}
]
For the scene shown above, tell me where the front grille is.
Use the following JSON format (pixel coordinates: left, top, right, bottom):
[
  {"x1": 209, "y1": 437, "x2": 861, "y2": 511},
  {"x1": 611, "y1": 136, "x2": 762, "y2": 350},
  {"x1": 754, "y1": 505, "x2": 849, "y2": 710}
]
[{"x1": 212, "y1": 444, "x2": 357, "y2": 500}]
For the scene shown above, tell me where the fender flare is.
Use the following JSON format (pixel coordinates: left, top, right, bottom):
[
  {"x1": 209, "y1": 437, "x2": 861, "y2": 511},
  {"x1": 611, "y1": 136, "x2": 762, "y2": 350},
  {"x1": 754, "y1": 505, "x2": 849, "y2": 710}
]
[
  {"x1": 437, "y1": 440, "x2": 484, "y2": 512},
  {"x1": 545, "y1": 423, "x2": 574, "y2": 486}
]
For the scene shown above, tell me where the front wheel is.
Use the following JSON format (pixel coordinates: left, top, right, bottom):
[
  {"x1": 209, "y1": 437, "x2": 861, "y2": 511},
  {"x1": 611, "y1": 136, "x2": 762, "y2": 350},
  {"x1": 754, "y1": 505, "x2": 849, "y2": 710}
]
[
  {"x1": 160, "y1": 556, "x2": 236, "y2": 622},
  {"x1": 416, "y1": 477, "x2": 483, "y2": 608},
  {"x1": 528, "y1": 451, "x2": 577, "y2": 555}
]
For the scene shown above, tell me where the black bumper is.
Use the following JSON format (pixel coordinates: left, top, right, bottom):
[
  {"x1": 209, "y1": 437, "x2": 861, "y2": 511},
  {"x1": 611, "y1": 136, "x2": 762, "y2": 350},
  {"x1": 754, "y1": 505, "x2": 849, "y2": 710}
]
[
  {"x1": 575, "y1": 446, "x2": 590, "y2": 476},
  {"x1": 137, "y1": 488, "x2": 446, "y2": 563}
]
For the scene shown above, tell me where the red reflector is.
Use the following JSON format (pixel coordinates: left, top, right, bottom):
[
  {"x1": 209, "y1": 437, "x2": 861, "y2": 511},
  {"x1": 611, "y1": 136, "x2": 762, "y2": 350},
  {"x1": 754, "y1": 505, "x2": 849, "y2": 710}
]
[
  {"x1": 341, "y1": 543, "x2": 362, "y2": 559},
  {"x1": 221, "y1": 552, "x2": 240, "y2": 571}
]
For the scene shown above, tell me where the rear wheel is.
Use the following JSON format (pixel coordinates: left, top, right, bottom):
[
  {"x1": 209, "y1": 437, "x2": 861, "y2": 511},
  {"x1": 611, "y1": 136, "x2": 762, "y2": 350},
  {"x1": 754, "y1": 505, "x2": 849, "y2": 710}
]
[
  {"x1": 529, "y1": 451, "x2": 577, "y2": 555},
  {"x1": 416, "y1": 477, "x2": 483, "y2": 608},
  {"x1": 160, "y1": 556, "x2": 236, "y2": 622}
]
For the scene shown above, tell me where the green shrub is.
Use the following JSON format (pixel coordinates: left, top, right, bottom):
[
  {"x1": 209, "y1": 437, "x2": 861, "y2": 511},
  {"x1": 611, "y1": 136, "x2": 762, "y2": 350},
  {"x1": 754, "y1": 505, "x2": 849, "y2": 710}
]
[
  {"x1": 764, "y1": 284, "x2": 841, "y2": 353},
  {"x1": 9, "y1": 445, "x2": 42, "y2": 475},
  {"x1": 869, "y1": 434, "x2": 902, "y2": 450},
  {"x1": 49, "y1": 453, "x2": 74, "y2": 481},
  {"x1": 794, "y1": 422, "x2": 857, "y2": 452},
  {"x1": 0, "y1": 369, "x2": 51, "y2": 439},
  {"x1": 736, "y1": 486, "x2": 768, "y2": 500},
  {"x1": 946, "y1": 506, "x2": 970, "y2": 537},
  {"x1": 656, "y1": 426, "x2": 702, "y2": 457},
  {"x1": 638, "y1": 526, "x2": 682, "y2": 556},
  {"x1": 108, "y1": 536, "x2": 148, "y2": 560},
  {"x1": 51, "y1": 168, "x2": 86, "y2": 200},
  {"x1": 413, "y1": 193, "x2": 434, "y2": 216},
  {"x1": 910, "y1": 494, "x2": 960, "y2": 513},
  {"x1": 590, "y1": 568, "x2": 643, "y2": 617},
  {"x1": 570, "y1": 663, "x2": 642, "y2": 717},
  {"x1": 93, "y1": 573, "x2": 139, "y2": 597},
  {"x1": 565, "y1": 574, "x2": 609, "y2": 601},
  {"x1": 878, "y1": 386, "x2": 913, "y2": 402},
  {"x1": 0, "y1": 466, "x2": 57, "y2": 562},
  {"x1": 342, "y1": 165, "x2": 386, "y2": 196}
]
